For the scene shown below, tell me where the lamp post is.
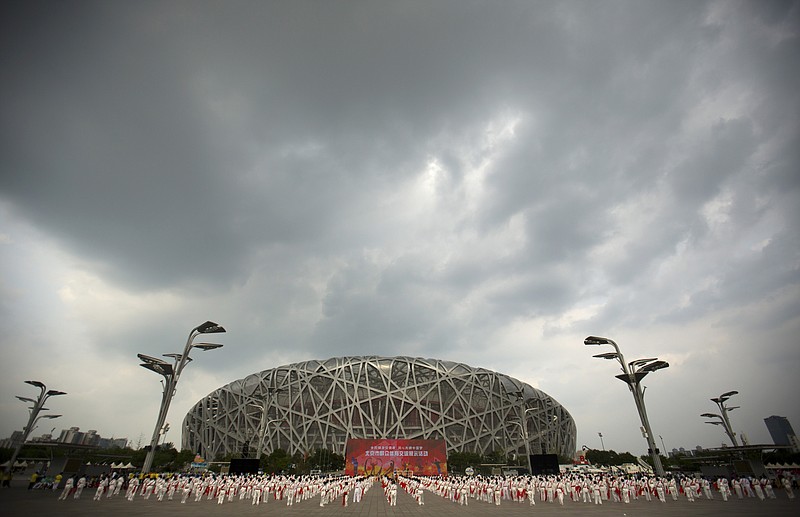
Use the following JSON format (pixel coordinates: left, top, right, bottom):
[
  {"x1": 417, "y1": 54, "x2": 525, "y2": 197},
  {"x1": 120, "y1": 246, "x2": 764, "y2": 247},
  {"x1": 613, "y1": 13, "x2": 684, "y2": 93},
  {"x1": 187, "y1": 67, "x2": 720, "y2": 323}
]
[
  {"x1": 510, "y1": 391, "x2": 533, "y2": 475},
  {"x1": 598, "y1": 432, "x2": 605, "y2": 451},
  {"x1": 702, "y1": 415, "x2": 726, "y2": 439},
  {"x1": 705, "y1": 390, "x2": 740, "y2": 447},
  {"x1": 139, "y1": 321, "x2": 225, "y2": 473},
  {"x1": 508, "y1": 418, "x2": 531, "y2": 473},
  {"x1": 261, "y1": 418, "x2": 284, "y2": 453},
  {"x1": 548, "y1": 414, "x2": 559, "y2": 455},
  {"x1": 255, "y1": 386, "x2": 285, "y2": 457},
  {"x1": 9, "y1": 381, "x2": 66, "y2": 471},
  {"x1": 158, "y1": 423, "x2": 171, "y2": 447},
  {"x1": 585, "y1": 335, "x2": 668, "y2": 477}
]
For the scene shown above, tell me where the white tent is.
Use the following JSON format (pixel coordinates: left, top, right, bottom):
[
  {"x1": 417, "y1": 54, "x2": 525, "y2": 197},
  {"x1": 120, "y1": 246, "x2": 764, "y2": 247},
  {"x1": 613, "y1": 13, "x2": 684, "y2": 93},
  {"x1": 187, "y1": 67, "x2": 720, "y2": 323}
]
[{"x1": 765, "y1": 462, "x2": 800, "y2": 470}]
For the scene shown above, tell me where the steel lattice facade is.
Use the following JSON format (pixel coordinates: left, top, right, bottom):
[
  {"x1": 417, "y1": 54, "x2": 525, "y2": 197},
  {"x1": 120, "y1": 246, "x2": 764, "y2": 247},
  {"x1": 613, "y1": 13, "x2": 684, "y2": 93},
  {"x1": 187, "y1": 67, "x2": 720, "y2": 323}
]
[{"x1": 182, "y1": 356, "x2": 576, "y2": 462}]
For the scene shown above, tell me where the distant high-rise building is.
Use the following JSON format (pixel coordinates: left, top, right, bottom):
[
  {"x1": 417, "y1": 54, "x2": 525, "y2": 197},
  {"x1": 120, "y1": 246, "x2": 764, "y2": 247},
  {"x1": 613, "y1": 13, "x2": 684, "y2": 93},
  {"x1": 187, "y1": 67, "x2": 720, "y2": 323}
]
[
  {"x1": 2, "y1": 427, "x2": 127, "y2": 451},
  {"x1": 0, "y1": 431, "x2": 24, "y2": 449},
  {"x1": 764, "y1": 415, "x2": 796, "y2": 446},
  {"x1": 94, "y1": 436, "x2": 129, "y2": 449},
  {"x1": 82, "y1": 430, "x2": 99, "y2": 446},
  {"x1": 59, "y1": 426, "x2": 85, "y2": 444},
  {"x1": 110, "y1": 437, "x2": 129, "y2": 449},
  {"x1": 51, "y1": 427, "x2": 127, "y2": 448}
]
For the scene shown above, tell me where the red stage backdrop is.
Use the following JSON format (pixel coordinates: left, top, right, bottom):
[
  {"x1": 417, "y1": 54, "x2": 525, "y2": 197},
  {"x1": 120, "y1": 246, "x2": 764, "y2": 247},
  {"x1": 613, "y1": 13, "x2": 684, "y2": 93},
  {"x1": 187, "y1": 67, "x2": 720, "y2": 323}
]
[{"x1": 344, "y1": 438, "x2": 447, "y2": 477}]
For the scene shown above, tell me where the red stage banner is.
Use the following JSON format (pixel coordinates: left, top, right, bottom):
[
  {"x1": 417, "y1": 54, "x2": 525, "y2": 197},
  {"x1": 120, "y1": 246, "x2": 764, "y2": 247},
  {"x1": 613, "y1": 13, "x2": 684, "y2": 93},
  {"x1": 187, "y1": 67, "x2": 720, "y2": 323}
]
[{"x1": 344, "y1": 438, "x2": 447, "y2": 477}]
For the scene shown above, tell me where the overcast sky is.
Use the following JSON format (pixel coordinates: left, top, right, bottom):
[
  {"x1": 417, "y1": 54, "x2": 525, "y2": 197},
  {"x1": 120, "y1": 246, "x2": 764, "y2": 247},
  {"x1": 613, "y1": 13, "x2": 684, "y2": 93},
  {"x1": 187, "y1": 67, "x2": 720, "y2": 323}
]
[{"x1": 1, "y1": 0, "x2": 798, "y2": 457}]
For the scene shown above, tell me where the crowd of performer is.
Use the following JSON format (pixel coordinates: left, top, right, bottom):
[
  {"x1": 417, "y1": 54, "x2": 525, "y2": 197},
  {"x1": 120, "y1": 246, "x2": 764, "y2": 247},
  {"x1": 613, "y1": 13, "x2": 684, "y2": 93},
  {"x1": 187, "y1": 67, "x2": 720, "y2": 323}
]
[
  {"x1": 51, "y1": 469, "x2": 796, "y2": 507},
  {"x1": 56, "y1": 471, "x2": 373, "y2": 506},
  {"x1": 395, "y1": 471, "x2": 796, "y2": 506}
]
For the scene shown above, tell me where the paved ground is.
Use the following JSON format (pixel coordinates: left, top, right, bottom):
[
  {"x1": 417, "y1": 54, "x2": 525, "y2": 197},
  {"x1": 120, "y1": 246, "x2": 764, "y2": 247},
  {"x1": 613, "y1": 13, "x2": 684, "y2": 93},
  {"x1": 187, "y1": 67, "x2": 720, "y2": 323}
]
[{"x1": 1, "y1": 480, "x2": 797, "y2": 517}]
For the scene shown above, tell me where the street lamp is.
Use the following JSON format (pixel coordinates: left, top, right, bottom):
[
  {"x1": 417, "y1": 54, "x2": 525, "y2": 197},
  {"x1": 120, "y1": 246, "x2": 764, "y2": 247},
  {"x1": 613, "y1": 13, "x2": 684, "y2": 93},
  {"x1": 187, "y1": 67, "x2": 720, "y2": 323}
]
[
  {"x1": 548, "y1": 414, "x2": 559, "y2": 454},
  {"x1": 509, "y1": 391, "x2": 533, "y2": 475},
  {"x1": 255, "y1": 386, "x2": 285, "y2": 457},
  {"x1": 507, "y1": 418, "x2": 531, "y2": 472},
  {"x1": 247, "y1": 394, "x2": 285, "y2": 458},
  {"x1": 704, "y1": 390, "x2": 740, "y2": 447},
  {"x1": 585, "y1": 335, "x2": 668, "y2": 477},
  {"x1": 8, "y1": 381, "x2": 66, "y2": 471},
  {"x1": 261, "y1": 418, "x2": 284, "y2": 450},
  {"x1": 139, "y1": 321, "x2": 225, "y2": 473}
]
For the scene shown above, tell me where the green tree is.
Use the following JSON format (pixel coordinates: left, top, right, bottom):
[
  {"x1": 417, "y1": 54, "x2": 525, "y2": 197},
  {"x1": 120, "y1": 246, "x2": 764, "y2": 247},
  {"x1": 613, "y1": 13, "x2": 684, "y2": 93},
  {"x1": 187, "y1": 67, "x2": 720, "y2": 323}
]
[
  {"x1": 484, "y1": 448, "x2": 507, "y2": 465},
  {"x1": 585, "y1": 448, "x2": 641, "y2": 466},
  {"x1": 557, "y1": 453, "x2": 573, "y2": 465},
  {"x1": 447, "y1": 451, "x2": 483, "y2": 475},
  {"x1": 176, "y1": 449, "x2": 197, "y2": 468},
  {"x1": 306, "y1": 448, "x2": 338, "y2": 472},
  {"x1": 263, "y1": 448, "x2": 292, "y2": 474}
]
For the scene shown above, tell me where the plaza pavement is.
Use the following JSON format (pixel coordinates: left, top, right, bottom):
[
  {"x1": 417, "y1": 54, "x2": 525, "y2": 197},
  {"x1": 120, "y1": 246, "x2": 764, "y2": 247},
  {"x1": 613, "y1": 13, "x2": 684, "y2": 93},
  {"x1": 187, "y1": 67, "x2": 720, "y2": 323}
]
[{"x1": 2, "y1": 479, "x2": 798, "y2": 517}]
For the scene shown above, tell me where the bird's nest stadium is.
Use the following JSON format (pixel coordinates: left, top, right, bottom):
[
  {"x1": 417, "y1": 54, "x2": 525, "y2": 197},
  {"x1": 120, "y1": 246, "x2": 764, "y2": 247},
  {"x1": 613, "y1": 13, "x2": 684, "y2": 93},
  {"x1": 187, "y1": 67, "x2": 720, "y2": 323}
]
[{"x1": 182, "y1": 356, "x2": 576, "y2": 462}]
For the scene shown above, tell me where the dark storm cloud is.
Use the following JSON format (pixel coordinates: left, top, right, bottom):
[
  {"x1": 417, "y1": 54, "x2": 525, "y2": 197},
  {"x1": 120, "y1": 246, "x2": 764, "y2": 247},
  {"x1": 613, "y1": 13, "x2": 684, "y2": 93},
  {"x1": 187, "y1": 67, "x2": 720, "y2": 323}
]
[
  {"x1": 1, "y1": 1, "x2": 548, "y2": 289},
  {"x1": 0, "y1": 0, "x2": 711, "y2": 294},
  {"x1": 1, "y1": 0, "x2": 798, "y2": 452}
]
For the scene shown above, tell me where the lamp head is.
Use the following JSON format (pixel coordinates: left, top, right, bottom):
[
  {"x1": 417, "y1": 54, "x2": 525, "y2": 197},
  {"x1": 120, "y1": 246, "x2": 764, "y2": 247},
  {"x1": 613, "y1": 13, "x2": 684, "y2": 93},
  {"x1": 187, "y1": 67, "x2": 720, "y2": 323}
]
[
  {"x1": 41, "y1": 414, "x2": 62, "y2": 419},
  {"x1": 138, "y1": 354, "x2": 170, "y2": 366},
  {"x1": 25, "y1": 380, "x2": 46, "y2": 389},
  {"x1": 15, "y1": 396, "x2": 36, "y2": 403},
  {"x1": 629, "y1": 358, "x2": 658, "y2": 367},
  {"x1": 720, "y1": 390, "x2": 739, "y2": 399},
  {"x1": 701, "y1": 413, "x2": 721, "y2": 418},
  {"x1": 639, "y1": 360, "x2": 669, "y2": 373},
  {"x1": 140, "y1": 362, "x2": 174, "y2": 377},
  {"x1": 593, "y1": 352, "x2": 620, "y2": 360},
  {"x1": 705, "y1": 421, "x2": 723, "y2": 425},
  {"x1": 193, "y1": 342, "x2": 223, "y2": 351},
  {"x1": 163, "y1": 353, "x2": 192, "y2": 363},
  {"x1": 195, "y1": 321, "x2": 226, "y2": 334},
  {"x1": 584, "y1": 336, "x2": 613, "y2": 346},
  {"x1": 46, "y1": 390, "x2": 67, "y2": 396}
]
